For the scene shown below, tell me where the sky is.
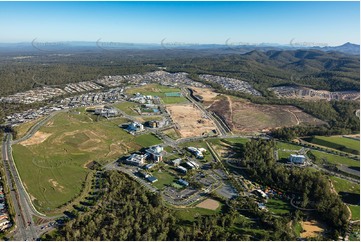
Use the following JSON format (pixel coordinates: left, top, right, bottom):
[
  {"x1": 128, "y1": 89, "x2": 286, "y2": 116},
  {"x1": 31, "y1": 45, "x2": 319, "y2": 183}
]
[{"x1": 0, "y1": 1, "x2": 359, "y2": 46}]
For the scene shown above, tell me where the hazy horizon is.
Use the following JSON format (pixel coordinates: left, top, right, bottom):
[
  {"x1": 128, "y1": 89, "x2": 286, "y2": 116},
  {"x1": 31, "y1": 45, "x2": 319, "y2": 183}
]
[{"x1": 0, "y1": 1, "x2": 359, "y2": 46}]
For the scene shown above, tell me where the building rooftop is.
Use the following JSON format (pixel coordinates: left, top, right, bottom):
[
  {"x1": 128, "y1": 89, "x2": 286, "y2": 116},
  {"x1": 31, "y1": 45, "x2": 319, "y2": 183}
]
[
  {"x1": 146, "y1": 176, "x2": 158, "y2": 183},
  {"x1": 178, "y1": 179, "x2": 189, "y2": 186}
]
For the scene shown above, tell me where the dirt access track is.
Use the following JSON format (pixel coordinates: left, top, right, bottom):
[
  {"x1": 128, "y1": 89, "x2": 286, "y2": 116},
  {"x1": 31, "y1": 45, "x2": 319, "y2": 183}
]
[{"x1": 166, "y1": 103, "x2": 217, "y2": 138}]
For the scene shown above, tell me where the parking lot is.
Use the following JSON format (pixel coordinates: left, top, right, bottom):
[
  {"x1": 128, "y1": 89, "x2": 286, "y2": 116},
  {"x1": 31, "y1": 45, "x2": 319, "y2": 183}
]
[
  {"x1": 163, "y1": 186, "x2": 197, "y2": 200},
  {"x1": 216, "y1": 183, "x2": 238, "y2": 199}
]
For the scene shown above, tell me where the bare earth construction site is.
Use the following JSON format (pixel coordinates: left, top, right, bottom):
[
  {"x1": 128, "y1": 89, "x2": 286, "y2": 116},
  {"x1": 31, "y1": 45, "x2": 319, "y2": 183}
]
[
  {"x1": 166, "y1": 104, "x2": 217, "y2": 138},
  {"x1": 191, "y1": 88, "x2": 326, "y2": 133}
]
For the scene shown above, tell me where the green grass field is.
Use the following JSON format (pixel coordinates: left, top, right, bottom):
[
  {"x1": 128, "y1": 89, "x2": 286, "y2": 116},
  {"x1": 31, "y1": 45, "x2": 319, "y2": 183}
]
[
  {"x1": 126, "y1": 84, "x2": 188, "y2": 104},
  {"x1": 330, "y1": 176, "x2": 360, "y2": 194},
  {"x1": 330, "y1": 176, "x2": 359, "y2": 212},
  {"x1": 171, "y1": 182, "x2": 183, "y2": 189},
  {"x1": 275, "y1": 142, "x2": 303, "y2": 160},
  {"x1": 174, "y1": 204, "x2": 223, "y2": 222},
  {"x1": 134, "y1": 133, "x2": 162, "y2": 147},
  {"x1": 112, "y1": 101, "x2": 140, "y2": 115},
  {"x1": 231, "y1": 227, "x2": 268, "y2": 239},
  {"x1": 278, "y1": 150, "x2": 294, "y2": 160},
  {"x1": 140, "y1": 115, "x2": 164, "y2": 121},
  {"x1": 162, "y1": 128, "x2": 181, "y2": 140},
  {"x1": 276, "y1": 141, "x2": 303, "y2": 151},
  {"x1": 304, "y1": 136, "x2": 360, "y2": 155},
  {"x1": 14, "y1": 117, "x2": 44, "y2": 139},
  {"x1": 349, "y1": 205, "x2": 360, "y2": 220},
  {"x1": 151, "y1": 170, "x2": 177, "y2": 189},
  {"x1": 309, "y1": 150, "x2": 359, "y2": 167},
  {"x1": 220, "y1": 137, "x2": 250, "y2": 145},
  {"x1": 294, "y1": 222, "x2": 303, "y2": 237},
  {"x1": 179, "y1": 140, "x2": 213, "y2": 162},
  {"x1": 12, "y1": 110, "x2": 141, "y2": 213},
  {"x1": 266, "y1": 198, "x2": 292, "y2": 215}
]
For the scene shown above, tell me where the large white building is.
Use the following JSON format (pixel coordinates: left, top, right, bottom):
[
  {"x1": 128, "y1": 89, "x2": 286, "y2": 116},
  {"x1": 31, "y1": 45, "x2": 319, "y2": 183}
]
[
  {"x1": 145, "y1": 145, "x2": 164, "y2": 162},
  {"x1": 187, "y1": 147, "x2": 206, "y2": 159},
  {"x1": 289, "y1": 154, "x2": 306, "y2": 164},
  {"x1": 127, "y1": 122, "x2": 144, "y2": 132},
  {"x1": 126, "y1": 154, "x2": 146, "y2": 166}
]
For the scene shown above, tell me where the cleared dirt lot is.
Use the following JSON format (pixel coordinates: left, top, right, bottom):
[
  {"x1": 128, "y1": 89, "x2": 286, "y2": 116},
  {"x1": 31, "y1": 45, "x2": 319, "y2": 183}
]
[
  {"x1": 208, "y1": 96, "x2": 325, "y2": 133},
  {"x1": 196, "y1": 198, "x2": 220, "y2": 210},
  {"x1": 20, "y1": 131, "x2": 52, "y2": 146},
  {"x1": 300, "y1": 220, "x2": 325, "y2": 238},
  {"x1": 166, "y1": 104, "x2": 217, "y2": 138},
  {"x1": 191, "y1": 87, "x2": 220, "y2": 103}
]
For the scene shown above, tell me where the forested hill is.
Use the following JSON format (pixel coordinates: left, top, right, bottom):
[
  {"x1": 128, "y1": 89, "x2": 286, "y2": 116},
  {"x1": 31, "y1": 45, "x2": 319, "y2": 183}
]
[
  {"x1": 0, "y1": 48, "x2": 359, "y2": 97},
  {"x1": 45, "y1": 171, "x2": 296, "y2": 241},
  {"x1": 185, "y1": 49, "x2": 360, "y2": 94}
]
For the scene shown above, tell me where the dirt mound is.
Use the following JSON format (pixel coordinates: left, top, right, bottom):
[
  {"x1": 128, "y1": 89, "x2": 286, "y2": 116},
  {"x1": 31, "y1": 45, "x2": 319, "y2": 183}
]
[
  {"x1": 191, "y1": 87, "x2": 219, "y2": 103},
  {"x1": 20, "y1": 131, "x2": 52, "y2": 146},
  {"x1": 48, "y1": 179, "x2": 64, "y2": 192}
]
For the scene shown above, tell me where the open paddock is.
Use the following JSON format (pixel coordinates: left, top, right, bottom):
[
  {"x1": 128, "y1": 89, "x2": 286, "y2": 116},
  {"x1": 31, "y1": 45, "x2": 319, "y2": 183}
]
[{"x1": 12, "y1": 110, "x2": 141, "y2": 213}]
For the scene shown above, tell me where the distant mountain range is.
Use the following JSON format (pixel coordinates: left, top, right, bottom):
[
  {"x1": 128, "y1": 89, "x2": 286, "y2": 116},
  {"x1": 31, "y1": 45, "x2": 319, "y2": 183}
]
[
  {"x1": 318, "y1": 42, "x2": 360, "y2": 55},
  {"x1": 0, "y1": 41, "x2": 359, "y2": 55},
  {"x1": 0, "y1": 43, "x2": 359, "y2": 97}
]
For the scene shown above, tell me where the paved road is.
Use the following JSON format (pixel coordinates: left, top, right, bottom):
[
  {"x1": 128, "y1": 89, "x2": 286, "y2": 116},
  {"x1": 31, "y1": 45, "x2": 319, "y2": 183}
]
[
  {"x1": 182, "y1": 87, "x2": 229, "y2": 136},
  {"x1": 290, "y1": 197, "x2": 316, "y2": 211},
  {"x1": 338, "y1": 164, "x2": 360, "y2": 177},
  {"x1": 297, "y1": 139, "x2": 359, "y2": 160},
  {"x1": 2, "y1": 134, "x2": 38, "y2": 240},
  {"x1": 12, "y1": 111, "x2": 61, "y2": 145},
  {"x1": 6, "y1": 134, "x2": 49, "y2": 218},
  {"x1": 311, "y1": 162, "x2": 359, "y2": 184}
]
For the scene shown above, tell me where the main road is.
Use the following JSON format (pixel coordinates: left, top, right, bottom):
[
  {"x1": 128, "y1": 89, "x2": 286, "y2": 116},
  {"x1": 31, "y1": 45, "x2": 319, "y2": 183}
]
[
  {"x1": 2, "y1": 133, "x2": 38, "y2": 240},
  {"x1": 12, "y1": 111, "x2": 60, "y2": 145},
  {"x1": 181, "y1": 87, "x2": 230, "y2": 136}
]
